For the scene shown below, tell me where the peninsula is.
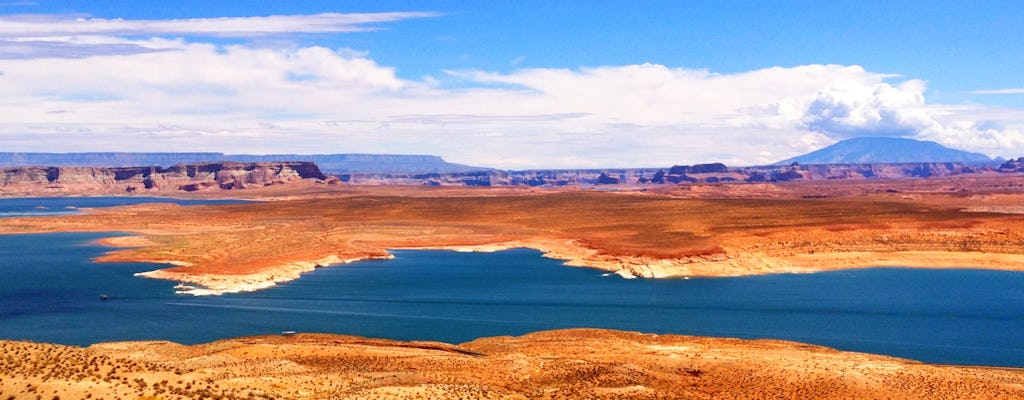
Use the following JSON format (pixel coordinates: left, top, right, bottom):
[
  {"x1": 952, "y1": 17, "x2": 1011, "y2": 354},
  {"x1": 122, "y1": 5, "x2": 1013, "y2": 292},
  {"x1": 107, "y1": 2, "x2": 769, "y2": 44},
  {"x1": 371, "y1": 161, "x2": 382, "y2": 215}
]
[{"x1": 1, "y1": 174, "x2": 1024, "y2": 295}]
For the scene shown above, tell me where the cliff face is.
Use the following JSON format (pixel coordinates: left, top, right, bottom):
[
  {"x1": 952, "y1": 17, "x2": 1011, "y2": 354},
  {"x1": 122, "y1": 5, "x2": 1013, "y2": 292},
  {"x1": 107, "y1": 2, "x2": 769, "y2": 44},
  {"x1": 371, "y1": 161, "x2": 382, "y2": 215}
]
[
  {"x1": 5, "y1": 159, "x2": 1023, "y2": 191},
  {"x1": 999, "y1": 157, "x2": 1024, "y2": 172},
  {"x1": 1, "y1": 162, "x2": 330, "y2": 195},
  {"x1": 337, "y1": 169, "x2": 656, "y2": 187},
  {"x1": 333, "y1": 161, "x2": 1023, "y2": 187},
  {"x1": 0, "y1": 152, "x2": 487, "y2": 174}
]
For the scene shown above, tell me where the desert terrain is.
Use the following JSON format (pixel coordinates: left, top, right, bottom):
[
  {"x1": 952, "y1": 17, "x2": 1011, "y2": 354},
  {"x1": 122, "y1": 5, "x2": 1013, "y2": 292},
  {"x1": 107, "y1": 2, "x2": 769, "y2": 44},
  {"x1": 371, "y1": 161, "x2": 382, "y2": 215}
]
[
  {"x1": 3, "y1": 175, "x2": 1024, "y2": 398},
  {"x1": 2, "y1": 175, "x2": 1024, "y2": 294},
  {"x1": 2, "y1": 329, "x2": 1022, "y2": 400}
]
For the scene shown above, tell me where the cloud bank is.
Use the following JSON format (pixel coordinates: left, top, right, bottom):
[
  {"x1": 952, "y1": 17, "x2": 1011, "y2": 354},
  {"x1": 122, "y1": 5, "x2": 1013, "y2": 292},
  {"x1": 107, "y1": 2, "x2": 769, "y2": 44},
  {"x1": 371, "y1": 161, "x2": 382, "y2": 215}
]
[{"x1": 0, "y1": 12, "x2": 1021, "y2": 168}]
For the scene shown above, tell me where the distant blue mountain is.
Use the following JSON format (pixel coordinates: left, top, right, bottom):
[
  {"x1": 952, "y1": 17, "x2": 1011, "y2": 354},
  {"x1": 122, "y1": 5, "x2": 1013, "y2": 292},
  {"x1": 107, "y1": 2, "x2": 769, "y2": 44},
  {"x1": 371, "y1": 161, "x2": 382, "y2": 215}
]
[{"x1": 776, "y1": 137, "x2": 994, "y2": 165}]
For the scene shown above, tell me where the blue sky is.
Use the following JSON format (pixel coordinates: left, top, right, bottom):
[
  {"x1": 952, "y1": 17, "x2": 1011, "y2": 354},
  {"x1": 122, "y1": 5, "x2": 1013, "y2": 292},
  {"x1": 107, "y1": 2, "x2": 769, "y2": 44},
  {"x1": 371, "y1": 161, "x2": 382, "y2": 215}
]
[{"x1": 1, "y1": 0, "x2": 1022, "y2": 167}]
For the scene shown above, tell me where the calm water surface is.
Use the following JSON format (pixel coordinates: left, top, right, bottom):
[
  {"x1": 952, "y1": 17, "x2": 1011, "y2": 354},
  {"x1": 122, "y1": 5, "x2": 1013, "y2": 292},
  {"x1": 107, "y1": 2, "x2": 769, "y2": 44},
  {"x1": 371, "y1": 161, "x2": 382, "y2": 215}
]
[
  {"x1": 0, "y1": 196, "x2": 249, "y2": 217},
  {"x1": 1, "y1": 198, "x2": 1022, "y2": 367}
]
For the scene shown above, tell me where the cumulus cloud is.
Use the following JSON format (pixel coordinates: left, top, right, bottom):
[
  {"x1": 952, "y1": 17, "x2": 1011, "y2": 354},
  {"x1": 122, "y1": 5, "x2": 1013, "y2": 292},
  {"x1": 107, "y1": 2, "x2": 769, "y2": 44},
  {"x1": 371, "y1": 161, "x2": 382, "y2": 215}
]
[
  {"x1": 800, "y1": 79, "x2": 932, "y2": 138},
  {"x1": 793, "y1": 78, "x2": 1024, "y2": 158},
  {"x1": 0, "y1": 37, "x2": 1022, "y2": 167}
]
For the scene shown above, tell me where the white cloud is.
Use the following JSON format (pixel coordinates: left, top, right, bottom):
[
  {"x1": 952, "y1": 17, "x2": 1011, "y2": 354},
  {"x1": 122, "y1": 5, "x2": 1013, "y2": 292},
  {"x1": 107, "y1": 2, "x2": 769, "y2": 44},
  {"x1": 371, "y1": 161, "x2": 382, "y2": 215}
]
[
  {"x1": 794, "y1": 78, "x2": 1024, "y2": 159},
  {"x1": 0, "y1": 12, "x2": 441, "y2": 38},
  {"x1": 0, "y1": 12, "x2": 440, "y2": 59},
  {"x1": 1, "y1": 39, "x2": 1022, "y2": 168},
  {"x1": 0, "y1": 38, "x2": 176, "y2": 59},
  {"x1": 800, "y1": 79, "x2": 930, "y2": 138},
  {"x1": 968, "y1": 88, "x2": 1024, "y2": 95}
]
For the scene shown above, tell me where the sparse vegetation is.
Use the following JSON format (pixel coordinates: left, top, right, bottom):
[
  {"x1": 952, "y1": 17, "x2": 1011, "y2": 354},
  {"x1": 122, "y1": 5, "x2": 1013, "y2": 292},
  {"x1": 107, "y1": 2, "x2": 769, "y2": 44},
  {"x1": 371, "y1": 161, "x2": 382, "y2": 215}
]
[{"x1": 4, "y1": 329, "x2": 1022, "y2": 399}]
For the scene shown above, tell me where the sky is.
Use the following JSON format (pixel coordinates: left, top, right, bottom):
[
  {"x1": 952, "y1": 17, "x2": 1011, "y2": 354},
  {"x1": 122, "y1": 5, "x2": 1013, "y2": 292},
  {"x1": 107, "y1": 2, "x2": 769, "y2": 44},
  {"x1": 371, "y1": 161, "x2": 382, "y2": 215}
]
[{"x1": 1, "y1": 0, "x2": 1023, "y2": 168}]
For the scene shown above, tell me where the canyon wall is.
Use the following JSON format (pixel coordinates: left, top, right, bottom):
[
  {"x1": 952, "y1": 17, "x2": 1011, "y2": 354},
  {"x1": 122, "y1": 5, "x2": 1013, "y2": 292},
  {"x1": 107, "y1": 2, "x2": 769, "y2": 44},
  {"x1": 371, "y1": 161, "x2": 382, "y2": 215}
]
[
  {"x1": 3, "y1": 160, "x2": 1022, "y2": 193},
  {"x1": 1, "y1": 162, "x2": 331, "y2": 195},
  {"x1": 0, "y1": 152, "x2": 484, "y2": 174},
  {"x1": 336, "y1": 162, "x2": 1016, "y2": 187}
]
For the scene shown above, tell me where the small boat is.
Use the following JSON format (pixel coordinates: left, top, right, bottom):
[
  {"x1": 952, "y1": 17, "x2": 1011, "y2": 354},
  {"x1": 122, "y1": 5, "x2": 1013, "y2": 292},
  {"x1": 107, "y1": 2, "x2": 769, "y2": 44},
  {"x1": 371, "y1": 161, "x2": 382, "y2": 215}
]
[
  {"x1": 281, "y1": 331, "x2": 296, "y2": 336},
  {"x1": 99, "y1": 294, "x2": 109, "y2": 300}
]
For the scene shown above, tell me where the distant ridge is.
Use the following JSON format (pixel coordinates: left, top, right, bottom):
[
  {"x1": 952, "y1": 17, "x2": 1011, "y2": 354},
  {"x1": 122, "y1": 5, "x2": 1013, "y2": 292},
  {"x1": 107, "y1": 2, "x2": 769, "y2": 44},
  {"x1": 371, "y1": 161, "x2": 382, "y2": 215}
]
[
  {"x1": 0, "y1": 152, "x2": 489, "y2": 174},
  {"x1": 776, "y1": 137, "x2": 994, "y2": 165}
]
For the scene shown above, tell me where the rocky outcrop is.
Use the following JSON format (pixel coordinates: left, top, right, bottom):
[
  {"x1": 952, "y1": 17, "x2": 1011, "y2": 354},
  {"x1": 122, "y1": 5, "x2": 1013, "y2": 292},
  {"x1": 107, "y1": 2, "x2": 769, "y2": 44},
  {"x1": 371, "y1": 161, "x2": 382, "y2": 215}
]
[
  {"x1": 771, "y1": 168, "x2": 805, "y2": 182},
  {"x1": 999, "y1": 157, "x2": 1024, "y2": 172},
  {"x1": 337, "y1": 169, "x2": 664, "y2": 187},
  {"x1": 0, "y1": 152, "x2": 487, "y2": 174},
  {"x1": 325, "y1": 161, "x2": 1010, "y2": 187},
  {"x1": 688, "y1": 163, "x2": 729, "y2": 174},
  {"x1": 724, "y1": 162, "x2": 989, "y2": 183},
  {"x1": 8, "y1": 159, "x2": 1020, "y2": 192},
  {"x1": 1, "y1": 162, "x2": 328, "y2": 194},
  {"x1": 596, "y1": 173, "x2": 621, "y2": 185}
]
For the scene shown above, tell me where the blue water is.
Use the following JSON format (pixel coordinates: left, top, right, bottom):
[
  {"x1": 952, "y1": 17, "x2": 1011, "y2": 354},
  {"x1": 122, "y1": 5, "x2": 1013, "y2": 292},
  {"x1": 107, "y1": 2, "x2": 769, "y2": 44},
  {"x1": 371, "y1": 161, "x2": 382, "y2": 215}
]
[
  {"x1": 1, "y1": 199, "x2": 1023, "y2": 367},
  {"x1": 0, "y1": 196, "x2": 249, "y2": 218}
]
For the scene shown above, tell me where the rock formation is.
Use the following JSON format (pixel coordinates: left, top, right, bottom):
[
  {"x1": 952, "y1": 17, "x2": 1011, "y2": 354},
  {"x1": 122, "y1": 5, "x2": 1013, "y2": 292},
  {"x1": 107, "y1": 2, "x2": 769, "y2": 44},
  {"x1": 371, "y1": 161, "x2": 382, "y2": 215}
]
[
  {"x1": 0, "y1": 152, "x2": 486, "y2": 174},
  {"x1": 999, "y1": 157, "x2": 1024, "y2": 172},
  {"x1": 1, "y1": 162, "x2": 329, "y2": 195},
  {"x1": 5, "y1": 158, "x2": 1024, "y2": 191}
]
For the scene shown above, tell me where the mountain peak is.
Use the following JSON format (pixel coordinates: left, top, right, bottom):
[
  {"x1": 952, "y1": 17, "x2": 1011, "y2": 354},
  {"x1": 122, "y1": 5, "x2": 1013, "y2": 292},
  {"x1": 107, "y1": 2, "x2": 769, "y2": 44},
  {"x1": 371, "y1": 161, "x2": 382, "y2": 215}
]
[{"x1": 776, "y1": 137, "x2": 993, "y2": 165}]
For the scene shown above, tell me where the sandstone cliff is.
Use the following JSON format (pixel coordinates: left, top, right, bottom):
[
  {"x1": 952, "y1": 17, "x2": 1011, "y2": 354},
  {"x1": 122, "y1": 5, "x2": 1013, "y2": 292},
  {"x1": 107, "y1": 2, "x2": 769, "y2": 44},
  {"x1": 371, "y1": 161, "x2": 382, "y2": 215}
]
[
  {"x1": 0, "y1": 152, "x2": 486, "y2": 174},
  {"x1": 333, "y1": 161, "x2": 1021, "y2": 187},
  {"x1": 1, "y1": 162, "x2": 330, "y2": 195},
  {"x1": 999, "y1": 157, "x2": 1024, "y2": 172},
  {"x1": 5, "y1": 159, "x2": 1024, "y2": 191}
]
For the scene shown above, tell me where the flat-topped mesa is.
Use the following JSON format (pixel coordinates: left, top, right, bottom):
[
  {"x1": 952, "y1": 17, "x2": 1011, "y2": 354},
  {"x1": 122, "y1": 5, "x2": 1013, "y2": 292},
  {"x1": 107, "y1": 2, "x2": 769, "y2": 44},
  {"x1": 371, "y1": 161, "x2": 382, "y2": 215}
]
[
  {"x1": 1, "y1": 161, "x2": 333, "y2": 194},
  {"x1": 333, "y1": 161, "x2": 1021, "y2": 187}
]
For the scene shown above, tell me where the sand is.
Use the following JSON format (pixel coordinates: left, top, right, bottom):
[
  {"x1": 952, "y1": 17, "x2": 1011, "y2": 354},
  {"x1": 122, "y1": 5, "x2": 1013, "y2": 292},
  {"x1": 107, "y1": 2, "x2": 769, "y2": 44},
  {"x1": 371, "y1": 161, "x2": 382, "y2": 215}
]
[{"x1": 2, "y1": 329, "x2": 1022, "y2": 400}]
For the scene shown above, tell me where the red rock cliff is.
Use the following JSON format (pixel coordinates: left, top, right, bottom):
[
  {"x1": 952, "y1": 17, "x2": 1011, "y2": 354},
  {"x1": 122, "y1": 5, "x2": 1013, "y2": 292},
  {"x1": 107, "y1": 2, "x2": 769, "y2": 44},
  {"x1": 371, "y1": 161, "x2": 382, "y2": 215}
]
[{"x1": 1, "y1": 162, "x2": 330, "y2": 195}]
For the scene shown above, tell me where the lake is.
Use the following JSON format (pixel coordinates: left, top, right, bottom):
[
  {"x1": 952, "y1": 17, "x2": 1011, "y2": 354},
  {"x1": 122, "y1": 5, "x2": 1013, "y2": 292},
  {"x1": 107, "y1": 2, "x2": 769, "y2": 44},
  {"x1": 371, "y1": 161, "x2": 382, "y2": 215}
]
[
  {"x1": 0, "y1": 196, "x2": 250, "y2": 217},
  {"x1": 0, "y1": 197, "x2": 1022, "y2": 367}
]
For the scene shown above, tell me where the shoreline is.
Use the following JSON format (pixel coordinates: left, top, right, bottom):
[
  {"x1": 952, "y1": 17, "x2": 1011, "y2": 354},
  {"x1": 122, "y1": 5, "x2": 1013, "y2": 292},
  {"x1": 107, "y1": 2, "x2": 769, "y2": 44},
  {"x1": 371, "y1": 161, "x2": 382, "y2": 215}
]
[
  {"x1": 3, "y1": 188, "x2": 1023, "y2": 296},
  {"x1": 112, "y1": 236, "x2": 1024, "y2": 296},
  {"x1": 132, "y1": 254, "x2": 396, "y2": 296}
]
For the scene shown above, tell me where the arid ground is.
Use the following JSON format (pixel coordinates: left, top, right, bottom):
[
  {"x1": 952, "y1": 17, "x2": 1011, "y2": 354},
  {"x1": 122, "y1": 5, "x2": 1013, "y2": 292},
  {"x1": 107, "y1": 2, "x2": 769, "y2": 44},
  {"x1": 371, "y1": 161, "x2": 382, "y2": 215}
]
[
  {"x1": 2, "y1": 329, "x2": 1023, "y2": 400},
  {"x1": 2, "y1": 176, "x2": 1024, "y2": 398}
]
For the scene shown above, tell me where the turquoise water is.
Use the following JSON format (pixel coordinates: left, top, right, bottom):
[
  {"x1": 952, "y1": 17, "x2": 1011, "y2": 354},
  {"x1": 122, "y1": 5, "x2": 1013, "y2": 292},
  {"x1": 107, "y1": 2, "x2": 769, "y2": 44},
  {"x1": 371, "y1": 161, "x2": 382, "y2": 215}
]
[{"x1": 1, "y1": 198, "x2": 1023, "y2": 367}]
